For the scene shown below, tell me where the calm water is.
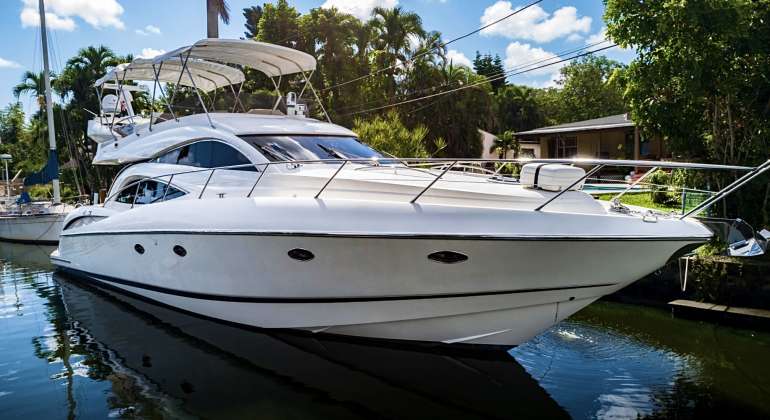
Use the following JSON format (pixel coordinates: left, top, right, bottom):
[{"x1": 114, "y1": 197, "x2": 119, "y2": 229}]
[{"x1": 0, "y1": 243, "x2": 769, "y2": 419}]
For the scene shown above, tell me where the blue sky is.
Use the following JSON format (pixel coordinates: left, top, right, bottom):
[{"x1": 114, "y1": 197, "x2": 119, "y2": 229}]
[{"x1": 0, "y1": 0, "x2": 633, "y2": 116}]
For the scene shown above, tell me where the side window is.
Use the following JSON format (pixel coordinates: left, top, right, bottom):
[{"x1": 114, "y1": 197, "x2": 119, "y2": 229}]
[
  {"x1": 114, "y1": 183, "x2": 138, "y2": 204},
  {"x1": 210, "y1": 141, "x2": 254, "y2": 170},
  {"x1": 115, "y1": 180, "x2": 186, "y2": 205},
  {"x1": 155, "y1": 141, "x2": 254, "y2": 170}
]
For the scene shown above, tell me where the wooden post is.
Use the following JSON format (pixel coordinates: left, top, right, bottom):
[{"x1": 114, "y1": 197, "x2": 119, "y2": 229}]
[{"x1": 634, "y1": 126, "x2": 641, "y2": 160}]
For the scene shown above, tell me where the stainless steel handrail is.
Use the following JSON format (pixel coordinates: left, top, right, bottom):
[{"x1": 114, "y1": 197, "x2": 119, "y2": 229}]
[{"x1": 102, "y1": 158, "x2": 769, "y2": 218}]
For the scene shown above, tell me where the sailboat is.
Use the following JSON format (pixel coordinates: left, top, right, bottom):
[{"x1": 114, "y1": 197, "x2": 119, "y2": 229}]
[{"x1": 0, "y1": 0, "x2": 72, "y2": 244}]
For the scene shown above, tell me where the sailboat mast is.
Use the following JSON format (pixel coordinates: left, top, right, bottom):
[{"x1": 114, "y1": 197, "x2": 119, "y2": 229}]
[{"x1": 38, "y1": 0, "x2": 61, "y2": 204}]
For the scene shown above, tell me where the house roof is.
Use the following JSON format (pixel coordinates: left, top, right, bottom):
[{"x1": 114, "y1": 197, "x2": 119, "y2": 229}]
[{"x1": 516, "y1": 114, "x2": 634, "y2": 137}]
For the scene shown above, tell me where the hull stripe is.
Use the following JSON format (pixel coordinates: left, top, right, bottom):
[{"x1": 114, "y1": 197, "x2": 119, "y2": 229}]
[
  {"x1": 58, "y1": 266, "x2": 618, "y2": 304},
  {"x1": 60, "y1": 230, "x2": 712, "y2": 242}
]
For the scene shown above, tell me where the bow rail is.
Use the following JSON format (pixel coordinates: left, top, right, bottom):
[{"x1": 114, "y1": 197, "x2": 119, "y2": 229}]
[{"x1": 103, "y1": 157, "x2": 770, "y2": 218}]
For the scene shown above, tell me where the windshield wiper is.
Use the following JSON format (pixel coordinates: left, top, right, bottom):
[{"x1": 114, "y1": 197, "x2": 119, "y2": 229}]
[
  {"x1": 317, "y1": 143, "x2": 349, "y2": 160},
  {"x1": 254, "y1": 143, "x2": 291, "y2": 162}
]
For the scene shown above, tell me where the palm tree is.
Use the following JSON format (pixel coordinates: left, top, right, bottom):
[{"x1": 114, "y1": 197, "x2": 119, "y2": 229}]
[
  {"x1": 369, "y1": 6, "x2": 426, "y2": 96},
  {"x1": 207, "y1": 0, "x2": 230, "y2": 38},
  {"x1": 490, "y1": 130, "x2": 519, "y2": 159},
  {"x1": 13, "y1": 71, "x2": 50, "y2": 108},
  {"x1": 58, "y1": 46, "x2": 119, "y2": 105}
]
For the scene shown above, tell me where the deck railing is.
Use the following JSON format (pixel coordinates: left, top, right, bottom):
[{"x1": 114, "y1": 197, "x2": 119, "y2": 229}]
[{"x1": 103, "y1": 157, "x2": 770, "y2": 218}]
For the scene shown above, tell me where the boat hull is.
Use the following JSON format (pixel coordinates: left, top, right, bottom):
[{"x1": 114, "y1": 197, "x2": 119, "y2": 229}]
[
  {"x1": 52, "y1": 231, "x2": 702, "y2": 346},
  {"x1": 0, "y1": 213, "x2": 66, "y2": 244}
]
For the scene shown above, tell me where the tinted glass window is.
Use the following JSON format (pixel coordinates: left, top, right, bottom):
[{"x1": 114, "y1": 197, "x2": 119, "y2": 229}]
[
  {"x1": 115, "y1": 180, "x2": 185, "y2": 205},
  {"x1": 155, "y1": 140, "x2": 255, "y2": 170},
  {"x1": 240, "y1": 136, "x2": 385, "y2": 163}
]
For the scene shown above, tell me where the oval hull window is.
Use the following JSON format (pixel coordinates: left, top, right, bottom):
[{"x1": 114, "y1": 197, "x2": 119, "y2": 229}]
[
  {"x1": 428, "y1": 251, "x2": 468, "y2": 264},
  {"x1": 173, "y1": 245, "x2": 187, "y2": 257},
  {"x1": 288, "y1": 248, "x2": 314, "y2": 261},
  {"x1": 134, "y1": 244, "x2": 145, "y2": 254}
]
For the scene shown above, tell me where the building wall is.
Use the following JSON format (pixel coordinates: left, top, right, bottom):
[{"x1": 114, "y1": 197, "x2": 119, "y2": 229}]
[
  {"x1": 481, "y1": 129, "x2": 541, "y2": 159},
  {"x1": 534, "y1": 128, "x2": 667, "y2": 160}
]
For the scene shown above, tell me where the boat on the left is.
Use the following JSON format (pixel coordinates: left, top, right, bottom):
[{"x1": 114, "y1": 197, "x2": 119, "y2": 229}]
[{"x1": 0, "y1": 0, "x2": 74, "y2": 245}]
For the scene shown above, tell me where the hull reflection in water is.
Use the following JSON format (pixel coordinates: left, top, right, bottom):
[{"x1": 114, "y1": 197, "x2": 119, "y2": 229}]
[{"x1": 55, "y1": 272, "x2": 568, "y2": 419}]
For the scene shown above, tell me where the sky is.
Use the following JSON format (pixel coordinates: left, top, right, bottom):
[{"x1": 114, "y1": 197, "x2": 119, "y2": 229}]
[{"x1": 0, "y1": 0, "x2": 634, "y2": 117}]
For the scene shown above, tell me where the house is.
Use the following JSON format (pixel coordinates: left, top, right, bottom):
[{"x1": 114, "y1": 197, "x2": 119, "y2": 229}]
[
  {"x1": 514, "y1": 114, "x2": 666, "y2": 161},
  {"x1": 479, "y1": 129, "x2": 540, "y2": 160}
]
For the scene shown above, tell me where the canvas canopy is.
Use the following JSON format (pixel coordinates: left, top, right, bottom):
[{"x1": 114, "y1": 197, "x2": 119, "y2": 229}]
[
  {"x1": 154, "y1": 39, "x2": 316, "y2": 78},
  {"x1": 95, "y1": 57, "x2": 245, "y2": 92}
]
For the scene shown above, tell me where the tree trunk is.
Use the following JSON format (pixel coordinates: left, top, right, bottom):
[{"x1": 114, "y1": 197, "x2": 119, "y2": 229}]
[
  {"x1": 726, "y1": 93, "x2": 735, "y2": 164},
  {"x1": 206, "y1": 0, "x2": 219, "y2": 38}
]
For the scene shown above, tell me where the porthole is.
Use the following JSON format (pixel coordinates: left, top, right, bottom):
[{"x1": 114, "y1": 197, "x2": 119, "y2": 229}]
[
  {"x1": 428, "y1": 251, "x2": 468, "y2": 264},
  {"x1": 134, "y1": 244, "x2": 145, "y2": 254},
  {"x1": 288, "y1": 248, "x2": 314, "y2": 262},
  {"x1": 173, "y1": 245, "x2": 187, "y2": 257}
]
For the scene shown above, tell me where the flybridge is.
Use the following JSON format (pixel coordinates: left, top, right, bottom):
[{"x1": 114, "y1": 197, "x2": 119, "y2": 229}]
[{"x1": 89, "y1": 39, "x2": 327, "y2": 144}]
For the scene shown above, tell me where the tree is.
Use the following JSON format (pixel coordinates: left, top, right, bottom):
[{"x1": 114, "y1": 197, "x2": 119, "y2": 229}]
[
  {"x1": 353, "y1": 111, "x2": 435, "y2": 158},
  {"x1": 553, "y1": 55, "x2": 626, "y2": 123},
  {"x1": 605, "y1": 0, "x2": 770, "y2": 224},
  {"x1": 299, "y1": 8, "x2": 358, "y2": 113},
  {"x1": 369, "y1": 6, "x2": 426, "y2": 97},
  {"x1": 0, "y1": 103, "x2": 25, "y2": 144},
  {"x1": 490, "y1": 130, "x2": 519, "y2": 159},
  {"x1": 13, "y1": 71, "x2": 50, "y2": 108},
  {"x1": 243, "y1": 5, "x2": 263, "y2": 39},
  {"x1": 206, "y1": 0, "x2": 230, "y2": 38},
  {"x1": 473, "y1": 52, "x2": 506, "y2": 92},
  {"x1": 495, "y1": 85, "x2": 545, "y2": 133},
  {"x1": 256, "y1": 0, "x2": 300, "y2": 47}
]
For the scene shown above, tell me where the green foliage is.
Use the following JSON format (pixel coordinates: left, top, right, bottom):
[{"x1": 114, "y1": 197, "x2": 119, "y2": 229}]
[
  {"x1": 551, "y1": 55, "x2": 626, "y2": 123},
  {"x1": 648, "y1": 169, "x2": 680, "y2": 206},
  {"x1": 243, "y1": 5, "x2": 263, "y2": 39},
  {"x1": 352, "y1": 111, "x2": 437, "y2": 158},
  {"x1": 490, "y1": 130, "x2": 519, "y2": 158},
  {"x1": 256, "y1": 0, "x2": 300, "y2": 46},
  {"x1": 495, "y1": 85, "x2": 545, "y2": 132},
  {"x1": 605, "y1": 0, "x2": 770, "y2": 225},
  {"x1": 473, "y1": 52, "x2": 505, "y2": 92}
]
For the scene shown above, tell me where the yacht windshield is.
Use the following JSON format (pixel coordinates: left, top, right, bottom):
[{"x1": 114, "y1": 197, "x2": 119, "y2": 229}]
[{"x1": 240, "y1": 135, "x2": 385, "y2": 163}]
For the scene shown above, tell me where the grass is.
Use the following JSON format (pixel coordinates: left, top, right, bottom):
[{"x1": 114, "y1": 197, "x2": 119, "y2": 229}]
[{"x1": 595, "y1": 192, "x2": 681, "y2": 212}]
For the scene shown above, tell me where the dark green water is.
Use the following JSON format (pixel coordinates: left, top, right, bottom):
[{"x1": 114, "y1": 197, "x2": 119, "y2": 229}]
[{"x1": 0, "y1": 243, "x2": 768, "y2": 419}]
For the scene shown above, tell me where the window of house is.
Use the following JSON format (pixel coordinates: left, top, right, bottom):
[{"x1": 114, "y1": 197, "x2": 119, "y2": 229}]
[
  {"x1": 114, "y1": 180, "x2": 185, "y2": 205},
  {"x1": 520, "y1": 148, "x2": 536, "y2": 159},
  {"x1": 155, "y1": 140, "x2": 255, "y2": 170},
  {"x1": 558, "y1": 137, "x2": 578, "y2": 158}
]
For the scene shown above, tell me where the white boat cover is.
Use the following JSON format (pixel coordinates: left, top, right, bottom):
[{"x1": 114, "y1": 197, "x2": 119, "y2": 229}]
[
  {"x1": 95, "y1": 57, "x2": 245, "y2": 92},
  {"x1": 154, "y1": 39, "x2": 316, "y2": 77}
]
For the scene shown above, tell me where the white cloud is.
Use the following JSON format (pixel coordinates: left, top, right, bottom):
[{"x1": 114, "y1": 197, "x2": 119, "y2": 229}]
[
  {"x1": 586, "y1": 26, "x2": 608, "y2": 45},
  {"x1": 20, "y1": 8, "x2": 76, "y2": 31},
  {"x1": 137, "y1": 48, "x2": 165, "y2": 59},
  {"x1": 20, "y1": 0, "x2": 125, "y2": 31},
  {"x1": 480, "y1": 2, "x2": 591, "y2": 43},
  {"x1": 136, "y1": 24, "x2": 161, "y2": 36},
  {"x1": 504, "y1": 41, "x2": 565, "y2": 78},
  {"x1": 446, "y1": 50, "x2": 472, "y2": 68},
  {"x1": 0, "y1": 58, "x2": 22, "y2": 69},
  {"x1": 321, "y1": 0, "x2": 398, "y2": 20},
  {"x1": 566, "y1": 33, "x2": 583, "y2": 43}
]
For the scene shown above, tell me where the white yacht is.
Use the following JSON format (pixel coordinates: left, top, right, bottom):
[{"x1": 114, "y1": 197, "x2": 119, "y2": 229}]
[
  {"x1": 51, "y1": 39, "x2": 770, "y2": 346},
  {"x1": 0, "y1": 0, "x2": 74, "y2": 245}
]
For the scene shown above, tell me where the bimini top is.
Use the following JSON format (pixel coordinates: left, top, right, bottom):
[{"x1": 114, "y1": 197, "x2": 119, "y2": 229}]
[
  {"x1": 154, "y1": 39, "x2": 317, "y2": 78},
  {"x1": 95, "y1": 57, "x2": 245, "y2": 92}
]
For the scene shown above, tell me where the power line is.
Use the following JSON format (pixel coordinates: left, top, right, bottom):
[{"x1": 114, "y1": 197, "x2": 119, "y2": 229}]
[
  {"x1": 321, "y1": 0, "x2": 545, "y2": 93},
  {"x1": 333, "y1": 40, "x2": 611, "y2": 115},
  {"x1": 342, "y1": 44, "x2": 617, "y2": 116}
]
